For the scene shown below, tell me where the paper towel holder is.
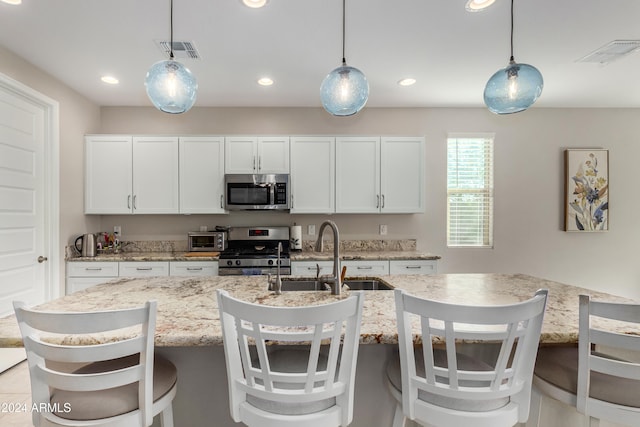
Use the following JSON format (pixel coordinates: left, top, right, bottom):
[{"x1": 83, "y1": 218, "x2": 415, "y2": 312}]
[{"x1": 290, "y1": 224, "x2": 302, "y2": 251}]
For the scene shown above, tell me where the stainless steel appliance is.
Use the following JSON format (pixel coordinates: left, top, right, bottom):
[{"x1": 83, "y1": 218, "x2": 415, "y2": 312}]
[
  {"x1": 218, "y1": 226, "x2": 291, "y2": 276},
  {"x1": 224, "y1": 174, "x2": 290, "y2": 211},
  {"x1": 74, "y1": 234, "x2": 97, "y2": 257},
  {"x1": 187, "y1": 231, "x2": 226, "y2": 252}
]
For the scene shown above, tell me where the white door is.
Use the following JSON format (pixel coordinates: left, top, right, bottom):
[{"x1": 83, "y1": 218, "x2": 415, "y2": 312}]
[
  {"x1": 179, "y1": 136, "x2": 226, "y2": 214},
  {"x1": 336, "y1": 136, "x2": 380, "y2": 213},
  {"x1": 290, "y1": 136, "x2": 335, "y2": 213},
  {"x1": 132, "y1": 136, "x2": 179, "y2": 214},
  {"x1": 0, "y1": 73, "x2": 58, "y2": 318}
]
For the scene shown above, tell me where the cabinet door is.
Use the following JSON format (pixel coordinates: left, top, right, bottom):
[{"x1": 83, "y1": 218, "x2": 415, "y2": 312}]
[
  {"x1": 85, "y1": 135, "x2": 133, "y2": 214},
  {"x1": 336, "y1": 136, "x2": 380, "y2": 213},
  {"x1": 132, "y1": 137, "x2": 179, "y2": 214},
  {"x1": 258, "y1": 136, "x2": 290, "y2": 173},
  {"x1": 225, "y1": 136, "x2": 257, "y2": 173},
  {"x1": 342, "y1": 260, "x2": 389, "y2": 277},
  {"x1": 180, "y1": 137, "x2": 226, "y2": 214},
  {"x1": 290, "y1": 136, "x2": 335, "y2": 213},
  {"x1": 381, "y1": 137, "x2": 425, "y2": 213},
  {"x1": 170, "y1": 261, "x2": 218, "y2": 276},
  {"x1": 291, "y1": 261, "x2": 334, "y2": 276}
]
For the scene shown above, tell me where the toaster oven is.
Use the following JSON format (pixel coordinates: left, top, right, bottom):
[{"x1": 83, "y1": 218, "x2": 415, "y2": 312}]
[{"x1": 187, "y1": 232, "x2": 226, "y2": 252}]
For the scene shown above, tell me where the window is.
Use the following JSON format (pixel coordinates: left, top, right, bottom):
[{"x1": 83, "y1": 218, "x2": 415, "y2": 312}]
[{"x1": 447, "y1": 134, "x2": 494, "y2": 248}]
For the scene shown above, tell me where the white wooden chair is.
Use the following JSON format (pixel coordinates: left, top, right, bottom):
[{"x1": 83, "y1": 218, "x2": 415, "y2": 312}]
[
  {"x1": 13, "y1": 300, "x2": 177, "y2": 427},
  {"x1": 527, "y1": 294, "x2": 640, "y2": 427},
  {"x1": 387, "y1": 288, "x2": 548, "y2": 427},
  {"x1": 217, "y1": 289, "x2": 364, "y2": 427}
]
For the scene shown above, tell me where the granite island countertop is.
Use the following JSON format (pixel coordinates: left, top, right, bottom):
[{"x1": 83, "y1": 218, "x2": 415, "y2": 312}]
[{"x1": 2, "y1": 273, "x2": 638, "y2": 348}]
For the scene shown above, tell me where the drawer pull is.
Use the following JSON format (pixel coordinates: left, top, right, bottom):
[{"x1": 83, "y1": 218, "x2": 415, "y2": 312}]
[
  {"x1": 136, "y1": 267, "x2": 153, "y2": 271},
  {"x1": 186, "y1": 267, "x2": 203, "y2": 271},
  {"x1": 85, "y1": 267, "x2": 103, "y2": 271},
  {"x1": 405, "y1": 266, "x2": 423, "y2": 269},
  {"x1": 357, "y1": 266, "x2": 373, "y2": 270}
]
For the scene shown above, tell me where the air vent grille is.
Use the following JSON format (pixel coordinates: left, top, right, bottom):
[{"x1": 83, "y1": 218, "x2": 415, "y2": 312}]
[
  {"x1": 155, "y1": 40, "x2": 200, "y2": 59},
  {"x1": 577, "y1": 40, "x2": 640, "y2": 65}
]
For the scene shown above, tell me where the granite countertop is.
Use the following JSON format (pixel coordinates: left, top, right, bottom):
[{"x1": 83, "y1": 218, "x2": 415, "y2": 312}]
[{"x1": 2, "y1": 273, "x2": 637, "y2": 348}]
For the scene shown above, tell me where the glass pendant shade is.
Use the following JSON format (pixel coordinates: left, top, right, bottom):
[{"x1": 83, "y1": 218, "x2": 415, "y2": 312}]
[
  {"x1": 320, "y1": 64, "x2": 369, "y2": 116},
  {"x1": 145, "y1": 59, "x2": 197, "y2": 114}
]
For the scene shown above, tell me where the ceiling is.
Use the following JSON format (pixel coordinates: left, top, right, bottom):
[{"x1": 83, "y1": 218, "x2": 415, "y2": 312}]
[{"x1": 2, "y1": 0, "x2": 640, "y2": 109}]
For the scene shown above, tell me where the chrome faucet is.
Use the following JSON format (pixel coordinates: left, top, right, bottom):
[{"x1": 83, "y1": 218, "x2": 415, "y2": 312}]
[
  {"x1": 268, "y1": 242, "x2": 283, "y2": 295},
  {"x1": 314, "y1": 220, "x2": 341, "y2": 295}
]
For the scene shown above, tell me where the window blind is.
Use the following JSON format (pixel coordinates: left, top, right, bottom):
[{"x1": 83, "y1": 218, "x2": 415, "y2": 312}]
[{"x1": 447, "y1": 135, "x2": 494, "y2": 248}]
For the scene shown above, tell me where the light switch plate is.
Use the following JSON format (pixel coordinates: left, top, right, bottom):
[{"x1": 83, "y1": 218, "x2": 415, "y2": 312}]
[
  {"x1": 308, "y1": 225, "x2": 315, "y2": 235},
  {"x1": 379, "y1": 224, "x2": 387, "y2": 235},
  {"x1": 114, "y1": 225, "x2": 122, "y2": 236}
]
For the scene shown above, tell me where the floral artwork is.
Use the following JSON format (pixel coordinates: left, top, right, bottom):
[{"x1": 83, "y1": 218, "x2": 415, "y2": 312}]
[{"x1": 565, "y1": 149, "x2": 609, "y2": 232}]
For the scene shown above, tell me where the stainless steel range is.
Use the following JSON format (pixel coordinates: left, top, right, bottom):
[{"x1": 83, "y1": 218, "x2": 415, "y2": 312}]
[{"x1": 218, "y1": 226, "x2": 291, "y2": 276}]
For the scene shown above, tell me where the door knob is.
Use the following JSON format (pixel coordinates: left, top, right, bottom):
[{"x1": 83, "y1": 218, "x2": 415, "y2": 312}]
[{"x1": 37, "y1": 256, "x2": 48, "y2": 263}]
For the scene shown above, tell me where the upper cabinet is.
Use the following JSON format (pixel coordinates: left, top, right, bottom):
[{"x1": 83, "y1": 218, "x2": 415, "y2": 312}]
[
  {"x1": 225, "y1": 136, "x2": 289, "y2": 174},
  {"x1": 85, "y1": 135, "x2": 179, "y2": 214},
  {"x1": 336, "y1": 136, "x2": 425, "y2": 213},
  {"x1": 179, "y1": 136, "x2": 225, "y2": 214},
  {"x1": 290, "y1": 136, "x2": 335, "y2": 214}
]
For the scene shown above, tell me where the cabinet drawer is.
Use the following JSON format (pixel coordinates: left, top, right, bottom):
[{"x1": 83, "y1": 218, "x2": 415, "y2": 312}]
[
  {"x1": 342, "y1": 260, "x2": 389, "y2": 276},
  {"x1": 119, "y1": 262, "x2": 169, "y2": 277},
  {"x1": 66, "y1": 261, "x2": 119, "y2": 277},
  {"x1": 290, "y1": 261, "x2": 333, "y2": 276},
  {"x1": 389, "y1": 260, "x2": 437, "y2": 275},
  {"x1": 170, "y1": 261, "x2": 218, "y2": 276}
]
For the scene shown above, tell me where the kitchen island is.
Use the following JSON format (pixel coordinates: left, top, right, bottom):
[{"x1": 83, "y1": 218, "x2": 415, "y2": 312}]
[{"x1": 1, "y1": 274, "x2": 637, "y2": 427}]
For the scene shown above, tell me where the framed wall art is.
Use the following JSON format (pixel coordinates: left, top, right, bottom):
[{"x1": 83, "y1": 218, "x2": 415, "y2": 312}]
[{"x1": 564, "y1": 149, "x2": 609, "y2": 232}]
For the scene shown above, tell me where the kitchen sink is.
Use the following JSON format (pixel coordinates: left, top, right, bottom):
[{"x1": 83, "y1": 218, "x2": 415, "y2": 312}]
[{"x1": 280, "y1": 278, "x2": 393, "y2": 291}]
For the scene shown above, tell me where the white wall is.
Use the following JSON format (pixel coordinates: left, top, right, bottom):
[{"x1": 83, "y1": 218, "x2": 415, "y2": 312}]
[{"x1": 99, "y1": 106, "x2": 639, "y2": 300}]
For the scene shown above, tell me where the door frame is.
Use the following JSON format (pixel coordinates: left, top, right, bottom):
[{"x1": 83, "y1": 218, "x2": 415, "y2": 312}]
[{"x1": 0, "y1": 71, "x2": 60, "y2": 301}]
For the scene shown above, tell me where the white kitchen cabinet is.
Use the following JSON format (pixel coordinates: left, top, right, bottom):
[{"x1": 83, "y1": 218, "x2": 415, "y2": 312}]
[
  {"x1": 132, "y1": 136, "x2": 179, "y2": 214},
  {"x1": 336, "y1": 136, "x2": 425, "y2": 213},
  {"x1": 66, "y1": 261, "x2": 119, "y2": 294},
  {"x1": 389, "y1": 259, "x2": 437, "y2": 275},
  {"x1": 85, "y1": 135, "x2": 179, "y2": 214},
  {"x1": 179, "y1": 136, "x2": 226, "y2": 214},
  {"x1": 290, "y1": 136, "x2": 335, "y2": 213},
  {"x1": 290, "y1": 260, "x2": 334, "y2": 276},
  {"x1": 170, "y1": 261, "x2": 218, "y2": 276},
  {"x1": 224, "y1": 136, "x2": 289, "y2": 174},
  {"x1": 85, "y1": 135, "x2": 133, "y2": 214},
  {"x1": 119, "y1": 261, "x2": 169, "y2": 277},
  {"x1": 342, "y1": 260, "x2": 389, "y2": 276}
]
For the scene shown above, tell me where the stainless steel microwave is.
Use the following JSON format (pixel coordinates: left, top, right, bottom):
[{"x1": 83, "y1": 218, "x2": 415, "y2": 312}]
[{"x1": 224, "y1": 174, "x2": 291, "y2": 211}]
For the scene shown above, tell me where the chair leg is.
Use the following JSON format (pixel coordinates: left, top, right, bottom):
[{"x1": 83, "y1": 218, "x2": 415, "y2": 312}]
[
  {"x1": 160, "y1": 404, "x2": 174, "y2": 427},
  {"x1": 525, "y1": 387, "x2": 543, "y2": 427},
  {"x1": 392, "y1": 402, "x2": 406, "y2": 427}
]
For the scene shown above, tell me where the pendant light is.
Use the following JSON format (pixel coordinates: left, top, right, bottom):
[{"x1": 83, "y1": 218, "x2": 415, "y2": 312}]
[
  {"x1": 483, "y1": 0, "x2": 543, "y2": 114},
  {"x1": 145, "y1": 0, "x2": 197, "y2": 114},
  {"x1": 320, "y1": 0, "x2": 369, "y2": 116}
]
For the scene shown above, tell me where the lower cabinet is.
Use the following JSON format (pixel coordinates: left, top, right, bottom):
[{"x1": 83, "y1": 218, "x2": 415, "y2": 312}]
[
  {"x1": 290, "y1": 261, "x2": 334, "y2": 276},
  {"x1": 66, "y1": 261, "x2": 119, "y2": 294},
  {"x1": 389, "y1": 259, "x2": 438, "y2": 275},
  {"x1": 341, "y1": 260, "x2": 389, "y2": 277},
  {"x1": 169, "y1": 261, "x2": 218, "y2": 276}
]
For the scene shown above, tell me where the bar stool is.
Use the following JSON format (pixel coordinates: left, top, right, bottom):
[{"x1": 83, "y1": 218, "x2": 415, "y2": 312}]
[
  {"x1": 387, "y1": 288, "x2": 548, "y2": 427},
  {"x1": 527, "y1": 294, "x2": 640, "y2": 427},
  {"x1": 217, "y1": 289, "x2": 364, "y2": 427},
  {"x1": 13, "y1": 300, "x2": 177, "y2": 427}
]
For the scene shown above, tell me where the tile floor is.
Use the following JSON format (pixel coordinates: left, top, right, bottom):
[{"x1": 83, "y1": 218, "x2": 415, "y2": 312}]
[{"x1": 0, "y1": 362, "x2": 32, "y2": 427}]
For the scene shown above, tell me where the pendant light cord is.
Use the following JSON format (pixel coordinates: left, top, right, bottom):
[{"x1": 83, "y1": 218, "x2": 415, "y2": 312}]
[
  {"x1": 169, "y1": 0, "x2": 175, "y2": 60},
  {"x1": 509, "y1": 0, "x2": 514, "y2": 61},
  {"x1": 341, "y1": 0, "x2": 346, "y2": 65}
]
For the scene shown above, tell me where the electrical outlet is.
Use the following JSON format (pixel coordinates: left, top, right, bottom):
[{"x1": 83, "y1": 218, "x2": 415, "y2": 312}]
[
  {"x1": 308, "y1": 224, "x2": 316, "y2": 236},
  {"x1": 113, "y1": 225, "x2": 122, "y2": 236},
  {"x1": 379, "y1": 224, "x2": 388, "y2": 235}
]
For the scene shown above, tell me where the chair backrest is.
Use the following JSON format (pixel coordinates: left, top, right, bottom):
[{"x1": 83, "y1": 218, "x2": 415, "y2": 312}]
[
  {"x1": 13, "y1": 300, "x2": 157, "y2": 427},
  {"x1": 576, "y1": 294, "x2": 640, "y2": 425},
  {"x1": 217, "y1": 289, "x2": 364, "y2": 426},
  {"x1": 394, "y1": 288, "x2": 548, "y2": 422}
]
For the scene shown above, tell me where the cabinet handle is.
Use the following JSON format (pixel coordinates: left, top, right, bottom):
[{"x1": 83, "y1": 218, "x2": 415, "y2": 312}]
[
  {"x1": 376, "y1": 195, "x2": 380, "y2": 208},
  {"x1": 187, "y1": 267, "x2": 203, "y2": 271},
  {"x1": 136, "y1": 267, "x2": 152, "y2": 271},
  {"x1": 258, "y1": 156, "x2": 262, "y2": 171},
  {"x1": 220, "y1": 194, "x2": 224, "y2": 209},
  {"x1": 85, "y1": 267, "x2": 102, "y2": 271},
  {"x1": 381, "y1": 194, "x2": 385, "y2": 208},
  {"x1": 405, "y1": 266, "x2": 422, "y2": 269},
  {"x1": 128, "y1": 195, "x2": 131, "y2": 209},
  {"x1": 253, "y1": 156, "x2": 256, "y2": 171},
  {"x1": 133, "y1": 195, "x2": 137, "y2": 210},
  {"x1": 357, "y1": 266, "x2": 373, "y2": 270},
  {"x1": 291, "y1": 194, "x2": 294, "y2": 209}
]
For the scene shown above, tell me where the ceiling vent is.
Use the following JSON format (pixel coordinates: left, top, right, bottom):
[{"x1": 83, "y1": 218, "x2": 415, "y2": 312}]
[
  {"x1": 576, "y1": 40, "x2": 640, "y2": 65},
  {"x1": 155, "y1": 40, "x2": 201, "y2": 59}
]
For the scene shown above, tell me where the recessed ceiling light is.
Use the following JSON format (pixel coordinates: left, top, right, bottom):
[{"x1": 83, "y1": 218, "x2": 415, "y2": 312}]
[
  {"x1": 257, "y1": 77, "x2": 274, "y2": 86},
  {"x1": 242, "y1": 0, "x2": 268, "y2": 8},
  {"x1": 1, "y1": 0, "x2": 22, "y2": 5},
  {"x1": 101, "y1": 76, "x2": 119, "y2": 85},
  {"x1": 398, "y1": 78, "x2": 417, "y2": 87},
  {"x1": 465, "y1": 0, "x2": 496, "y2": 12}
]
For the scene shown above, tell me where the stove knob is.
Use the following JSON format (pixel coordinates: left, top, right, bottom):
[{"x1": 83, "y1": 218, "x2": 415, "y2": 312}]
[
  {"x1": 235, "y1": 260, "x2": 241, "y2": 266},
  {"x1": 226, "y1": 260, "x2": 233, "y2": 266},
  {"x1": 267, "y1": 260, "x2": 274, "y2": 266}
]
